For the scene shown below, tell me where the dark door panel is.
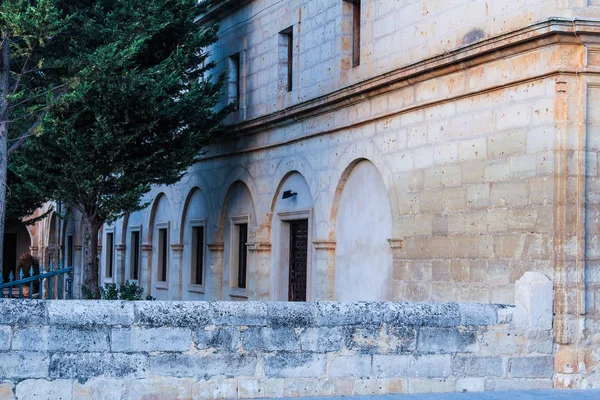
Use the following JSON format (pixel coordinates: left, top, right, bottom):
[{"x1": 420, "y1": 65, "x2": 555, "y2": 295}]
[{"x1": 289, "y1": 219, "x2": 308, "y2": 302}]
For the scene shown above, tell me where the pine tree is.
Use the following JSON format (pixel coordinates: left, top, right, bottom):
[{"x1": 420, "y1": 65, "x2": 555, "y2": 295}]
[
  {"x1": 13, "y1": 0, "x2": 230, "y2": 295},
  {"x1": 0, "y1": 0, "x2": 71, "y2": 270}
]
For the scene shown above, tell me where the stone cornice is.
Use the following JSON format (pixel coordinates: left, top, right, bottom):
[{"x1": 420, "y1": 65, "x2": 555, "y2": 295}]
[{"x1": 220, "y1": 18, "x2": 595, "y2": 140}]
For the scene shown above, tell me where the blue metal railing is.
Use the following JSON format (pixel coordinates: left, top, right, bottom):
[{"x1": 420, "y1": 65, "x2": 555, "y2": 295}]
[{"x1": 0, "y1": 262, "x2": 74, "y2": 299}]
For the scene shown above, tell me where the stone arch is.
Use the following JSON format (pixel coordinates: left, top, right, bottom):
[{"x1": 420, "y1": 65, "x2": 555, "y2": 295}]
[
  {"x1": 214, "y1": 166, "x2": 260, "y2": 241},
  {"x1": 180, "y1": 187, "x2": 209, "y2": 244},
  {"x1": 147, "y1": 192, "x2": 172, "y2": 244},
  {"x1": 147, "y1": 192, "x2": 173, "y2": 300},
  {"x1": 269, "y1": 171, "x2": 315, "y2": 301},
  {"x1": 327, "y1": 143, "x2": 399, "y2": 238},
  {"x1": 332, "y1": 159, "x2": 394, "y2": 301}
]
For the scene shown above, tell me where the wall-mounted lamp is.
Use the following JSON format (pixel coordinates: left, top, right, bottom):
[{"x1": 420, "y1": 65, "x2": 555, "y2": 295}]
[{"x1": 282, "y1": 190, "x2": 297, "y2": 199}]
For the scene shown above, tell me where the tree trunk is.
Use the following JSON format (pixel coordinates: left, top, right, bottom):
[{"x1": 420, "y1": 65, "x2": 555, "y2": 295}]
[
  {"x1": 0, "y1": 39, "x2": 10, "y2": 274},
  {"x1": 82, "y1": 215, "x2": 101, "y2": 297}
]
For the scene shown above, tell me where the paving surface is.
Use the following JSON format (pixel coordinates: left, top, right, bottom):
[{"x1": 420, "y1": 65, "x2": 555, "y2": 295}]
[{"x1": 252, "y1": 390, "x2": 600, "y2": 400}]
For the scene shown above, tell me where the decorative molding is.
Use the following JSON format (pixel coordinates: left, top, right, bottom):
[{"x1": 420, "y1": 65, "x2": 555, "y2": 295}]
[
  {"x1": 73, "y1": 245, "x2": 82, "y2": 251},
  {"x1": 247, "y1": 242, "x2": 271, "y2": 252},
  {"x1": 313, "y1": 240, "x2": 336, "y2": 250},
  {"x1": 115, "y1": 244, "x2": 126, "y2": 251},
  {"x1": 207, "y1": 243, "x2": 224, "y2": 252},
  {"x1": 141, "y1": 244, "x2": 153, "y2": 252},
  {"x1": 171, "y1": 244, "x2": 184, "y2": 252}
]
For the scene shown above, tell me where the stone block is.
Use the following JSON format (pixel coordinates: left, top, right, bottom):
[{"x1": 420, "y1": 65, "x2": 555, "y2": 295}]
[
  {"x1": 241, "y1": 327, "x2": 300, "y2": 352},
  {"x1": 238, "y1": 378, "x2": 285, "y2": 399},
  {"x1": 150, "y1": 353, "x2": 257, "y2": 379},
  {"x1": 264, "y1": 353, "x2": 326, "y2": 378},
  {"x1": 508, "y1": 356, "x2": 554, "y2": 378},
  {"x1": 0, "y1": 383, "x2": 14, "y2": 400},
  {"x1": 111, "y1": 327, "x2": 192, "y2": 352},
  {"x1": 0, "y1": 326, "x2": 11, "y2": 350},
  {"x1": 0, "y1": 300, "x2": 46, "y2": 325},
  {"x1": 267, "y1": 302, "x2": 316, "y2": 327},
  {"x1": 127, "y1": 377, "x2": 194, "y2": 400},
  {"x1": 458, "y1": 303, "x2": 498, "y2": 326},
  {"x1": 417, "y1": 327, "x2": 478, "y2": 353},
  {"x1": 299, "y1": 327, "x2": 343, "y2": 352},
  {"x1": 50, "y1": 353, "x2": 148, "y2": 379},
  {"x1": 195, "y1": 326, "x2": 239, "y2": 351},
  {"x1": 15, "y1": 379, "x2": 72, "y2": 400},
  {"x1": 406, "y1": 378, "x2": 456, "y2": 394},
  {"x1": 328, "y1": 354, "x2": 372, "y2": 377},
  {"x1": 452, "y1": 356, "x2": 503, "y2": 377},
  {"x1": 47, "y1": 301, "x2": 134, "y2": 326},
  {"x1": 48, "y1": 326, "x2": 110, "y2": 352},
  {"x1": 72, "y1": 378, "x2": 126, "y2": 400},
  {"x1": 134, "y1": 301, "x2": 210, "y2": 327},
  {"x1": 283, "y1": 378, "x2": 335, "y2": 398},
  {"x1": 373, "y1": 354, "x2": 452, "y2": 378},
  {"x1": 192, "y1": 378, "x2": 238, "y2": 400},
  {"x1": 484, "y1": 378, "x2": 553, "y2": 391},
  {"x1": 385, "y1": 302, "x2": 460, "y2": 327},
  {"x1": 456, "y1": 377, "x2": 485, "y2": 392},
  {"x1": 210, "y1": 301, "x2": 267, "y2": 326},
  {"x1": 515, "y1": 271, "x2": 553, "y2": 330},
  {"x1": 0, "y1": 351, "x2": 49, "y2": 379},
  {"x1": 490, "y1": 182, "x2": 529, "y2": 207},
  {"x1": 315, "y1": 302, "x2": 386, "y2": 327}
]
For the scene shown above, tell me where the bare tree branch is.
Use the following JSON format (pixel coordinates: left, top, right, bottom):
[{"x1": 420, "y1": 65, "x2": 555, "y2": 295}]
[{"x1": 7, "y1": 114, "x2": 43, "y2": 158}]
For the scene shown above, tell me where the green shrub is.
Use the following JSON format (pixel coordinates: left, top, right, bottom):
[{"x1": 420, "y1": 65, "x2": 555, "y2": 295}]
[{"x1": 83, "y1": 281, "x2": 151, "y2": 300}]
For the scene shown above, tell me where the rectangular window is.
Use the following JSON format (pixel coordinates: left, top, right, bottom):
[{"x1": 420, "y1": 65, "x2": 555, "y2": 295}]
[
  {"x1": 192, "y1": 226, "x2": 204, "y2": 285},
  {"x1": 228, "y1": 53, "x2": 240, "y2": 109},
  {"x1": 237, "y1": 223, "x2": 248, "y2": 289},
  {"x1": 67, "y1": 235, "x2": 74, "y2": 267},
  {"x1": 279, "y1": 27, "x2": 293, "y2": 92},
  {"x1": 158, "y1": 228, "x2": 168, "y2": 282},
  {"x1": 106, "y1": 233, "x2": 114, "y2": 279},
  {"x1": 343, "y1": 0, "x2": 361, "y2": 68},
  {"x1": 130, "y1": 231, "x2": 140, "y2": 280}
]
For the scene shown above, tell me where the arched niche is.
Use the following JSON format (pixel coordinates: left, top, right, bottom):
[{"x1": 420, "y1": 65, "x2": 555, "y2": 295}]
[
  {"x1": 181, "y1": 187, "x2": 210, "y2": 300},
  {"x1": 219, "y1": 181, "x2": 257, "y2": 299},
  {"x1": 270, "y1": 172, "x2": 314, "y2": 301},
  {"x1": 149, "y1": 193, "x2": 172, "y2": 299},
  {"x1": 334, "y1": 160, "x2": 393, "y2": 301},
  {"x1": 124, "y1": 211, "x2": 144, "y2": 283}
]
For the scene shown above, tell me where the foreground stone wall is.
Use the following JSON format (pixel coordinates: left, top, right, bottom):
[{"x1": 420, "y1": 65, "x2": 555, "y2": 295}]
[{"x1": 0, "y1": 273, "x2": 559, "y2": 399}]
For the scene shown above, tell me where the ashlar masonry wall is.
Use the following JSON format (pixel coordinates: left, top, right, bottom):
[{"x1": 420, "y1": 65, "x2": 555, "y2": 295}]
[{"x1": 0, "y1": 272, "x2": 559, "y2": 399}]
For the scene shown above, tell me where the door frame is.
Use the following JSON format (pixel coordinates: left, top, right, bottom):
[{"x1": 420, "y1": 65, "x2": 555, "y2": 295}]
[{"x1": 275, "y1": 209, "x2": 313, "y2": 302}]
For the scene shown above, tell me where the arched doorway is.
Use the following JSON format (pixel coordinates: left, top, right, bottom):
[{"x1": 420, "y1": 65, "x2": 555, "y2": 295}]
[{"x1": 3, "y1": 221, "x2": 33, "y2": 281}]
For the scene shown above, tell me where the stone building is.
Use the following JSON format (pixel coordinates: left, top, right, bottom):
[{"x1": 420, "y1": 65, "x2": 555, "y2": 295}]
[{"x1": 17, "y1": 0, "x2": 600, "y2": 388}]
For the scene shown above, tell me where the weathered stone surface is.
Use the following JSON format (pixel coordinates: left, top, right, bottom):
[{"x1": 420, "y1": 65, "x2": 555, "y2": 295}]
[
  {"x1": 0, "y1": 352, "x2": 49, "y2": 379},
  {"x1": 299, "y1": 327, "x2": 344, "y2": 353},
  {"x1": 417, "y1": 327, "x2": 478, "y2": 353},
  {"x1": 47, "y1": 301, "x2": 134, "y2": 326},
  {"x1": 0, "y1": 326, "x2": 11, "y2": 351},
  {"x1": 127, "y1": 377, "x2": 194, "y2": 400},
  {"x1": 0, "y1": 382, "x2": 15, "y2": 400},
  {"x1": 72, "y1": 378, "x2": 126, "y2": 400},
  {"x1": 111, "y1": 327, "x2": 192, "y2": 352},
  {"x1": 134, "y1": 301, "x2": 209, "y2": 327},
  {"x1": 485, "y1": 378, "x2": 553, "y2": 391},
  {"x1": 150, "y1": 353, "x2": 257, "y2": 379},
  {"x1": 508, "y1": 356, "x2": 554, "y2": 378},
  {"x1": 0, "y1": 300, "x2": 46, "y2": 325},
  {"x1": 452, "y1": 356, "x2": 504, "y2": 377},
  {"x1": 515, "y1": 272, "x2": 553, "y2": 331},
  {"x1": 373, "y1": 354, "x2": 452, "y2": 378},
  {"x1": 283, "y1": 378, "x2": 335, "y2": 397},
  {"x1": 264, "y1": 353, "x2": 327, "y2": 378},
  {"x1": 49, "y1": 353, "x2": 148, "y2": 379},
  {"x1": 267, "y1": 302, "x2": 316, "y2": 327},
  {"x1": 192, "y1": 378, "x2": 237, "y2": 400},
  {"x1": 210, "y1": 301, "x2": 267, "y2": 326},
  {"x1": 195, "y1": 326, "x2": 239, "y2": 351},
  {"x1": 458, "y1": 303, "x2": 498, "y2": 326},
  {"x1": 238, "y1": 378, "x2": 285, "y2": 398},
  {"x1": 385, "y1": 302, "x2": 461, "y2": 327},
  {"x1": 15, "y1": 379, "x2": 72, "y2": 400},
  {"x1": 241, "y1": 327, "x2": 300, "y2": 352},
  {"x1": 328, "y1": 355, "x2": 372, "y2": 378}
]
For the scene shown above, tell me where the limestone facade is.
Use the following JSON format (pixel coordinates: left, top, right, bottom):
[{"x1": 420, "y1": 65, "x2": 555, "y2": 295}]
[{"x1": 20, "y1": 0, "x2": 600, "y2": 389}]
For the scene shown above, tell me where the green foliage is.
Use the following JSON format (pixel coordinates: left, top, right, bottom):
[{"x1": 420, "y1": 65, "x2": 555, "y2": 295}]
[
  {"x1": 0, "y1": 0, "x2": 73, "y2": 222},
  {"x1": 83, "y1": 280, "x2": 150, "y2": 301}
]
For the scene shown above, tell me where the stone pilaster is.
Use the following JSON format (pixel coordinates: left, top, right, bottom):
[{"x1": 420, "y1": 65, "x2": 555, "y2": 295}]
[
  {"x1": 387, "y1": 238, "x2": 406, "y2": 301},
  {"x1": 115, "y1": 244, "x2": 126, "y2": 285},
  {"x1": 313, "y1": 240, "x2": 336, "y2": 301},
  {"x1": 207, "y1": 243, "x2": 224, "y2": 300},
  {"x1": 73, "y1": 245, "x2": 83, "y2": 299},
  {"x1": 170, "y1": 244, "x2": 184, "y2": 300},
  {"x1": 141, "y1": 244, "x2": 153, "y2": 296},
  {"x1": 247, "y1": 242, "x2": 271, "y2": 301}
]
